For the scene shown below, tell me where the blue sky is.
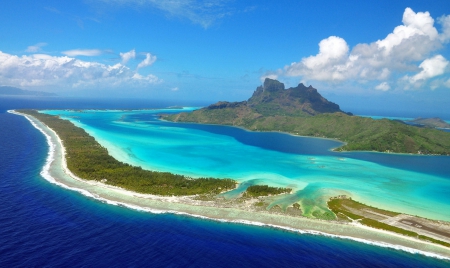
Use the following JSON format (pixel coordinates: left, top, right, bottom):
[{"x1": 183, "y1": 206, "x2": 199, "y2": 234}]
[{"x1": 1, "y1": 0, "x2": 450, "y2": 115}]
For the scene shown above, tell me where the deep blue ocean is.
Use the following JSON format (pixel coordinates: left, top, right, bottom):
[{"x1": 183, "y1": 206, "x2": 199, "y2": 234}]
[{"x1": 1, "y1": 96, "x2": 449, "y2": 267}]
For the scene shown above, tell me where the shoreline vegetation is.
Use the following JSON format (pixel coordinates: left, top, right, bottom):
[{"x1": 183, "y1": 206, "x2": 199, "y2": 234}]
[
  {"x1": 328, "y1": 197, "x2": 450, "y2": 248},
  {"x1": 243, "y1": 185, "x2": 292, "y2": 197},
  {"x1": 10, "y1": 109, "x2": 450, "y2": 259},
  {"x1": 18, "y1": 109, "x2": 236, "y2": 196},
  {"x1": 162, "y1": 78, "x2": 450, "y2": 155}
]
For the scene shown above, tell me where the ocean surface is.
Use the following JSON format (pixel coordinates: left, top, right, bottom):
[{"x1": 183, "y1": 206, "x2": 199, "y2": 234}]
[{"x1": 1, "y1": 96, "x2": 450, "y2": 267}]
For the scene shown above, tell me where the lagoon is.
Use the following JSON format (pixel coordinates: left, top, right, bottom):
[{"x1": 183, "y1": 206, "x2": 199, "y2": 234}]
[{"x1": 42, "y1": 109, "x2": 450, "y2": 221}]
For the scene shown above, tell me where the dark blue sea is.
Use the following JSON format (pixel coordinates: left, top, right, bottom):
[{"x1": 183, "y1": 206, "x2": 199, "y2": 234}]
[{"x1": 1, "y1": 96, "x2": 449, "y2": 267}]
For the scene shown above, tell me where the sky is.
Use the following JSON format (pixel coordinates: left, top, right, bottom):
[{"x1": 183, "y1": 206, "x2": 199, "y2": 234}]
[{"x1": 1, "y1": 0, "x2": 450, "y2": 115}]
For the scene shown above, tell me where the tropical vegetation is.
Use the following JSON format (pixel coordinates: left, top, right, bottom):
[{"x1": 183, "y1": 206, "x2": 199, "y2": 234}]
[
  {"x1": 244, "y1": 185, "x2": 291, "y2": 197},
  {"x1": 20, "y1": 110, "x2": 236, "y2": 196}
]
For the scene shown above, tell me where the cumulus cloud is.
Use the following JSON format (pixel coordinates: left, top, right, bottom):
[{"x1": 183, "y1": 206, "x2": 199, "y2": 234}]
[
  {"x1": 286, "y1": 36, "x2": 349, "y2": 81},
  {"x1": 137, "y1": 53, "x2": 157, "y2": 69},
  {"x1": 275, "y1": 8, "x2": 450, "y2": 91},
  {"x1": 62, "y1": 49, "x2": 103, "y2": 57},
  {"x1": 0, "y1": 51, "x2": 160, "y2": 89},
  {"x1": 407, "y1": 55, "x2": 449, "y2": 84},
  {"x1": 376, "y1": 8, "x2": 438, "y2": 55},
  {"x1": 26, "y1": 43, "x2": 47, "y2": 52},
  {"x1": 120, "y1": 49, "x2": 136, "y2": 64},
  {"x1": 438, "y1": 14, "x2": 450, "y2": 43}
]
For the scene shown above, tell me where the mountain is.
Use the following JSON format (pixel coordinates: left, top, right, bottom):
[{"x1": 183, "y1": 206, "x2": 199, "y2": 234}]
[
  {"x1": 164, "y1": 79, "x2": 450, "y2": 155},
  {"x1": 202, "y1": 78, "x2": 348, "y2": 118},
  {"x1": 247, "y1": 78, "x2": 348, "y2": 116},
  {"x1": 0, "y1": 86, "x2": 57, "y2": 96}
]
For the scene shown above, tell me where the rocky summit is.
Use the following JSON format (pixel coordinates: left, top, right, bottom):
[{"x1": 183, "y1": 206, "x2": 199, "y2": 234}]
[
  {"x1": 204, "y1": 78, "x2": 348, "y2": 116},
  {"x1": 247, "y1": 78, "x2": 345, "y2": 115}
]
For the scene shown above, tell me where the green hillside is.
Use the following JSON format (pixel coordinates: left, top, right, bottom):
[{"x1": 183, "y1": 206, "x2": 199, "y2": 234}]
[{"x1": 164, "y1": 79, "x2": 450, "y2": 155}]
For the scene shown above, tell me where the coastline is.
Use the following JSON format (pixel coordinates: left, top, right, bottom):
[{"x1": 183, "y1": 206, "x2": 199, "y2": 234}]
[
  {"x1": 9, "y1": 109, "x2": 450, "y2": 260},
  {"x1": 164, "y1": 117, "x2": 449, "y2": 156}
]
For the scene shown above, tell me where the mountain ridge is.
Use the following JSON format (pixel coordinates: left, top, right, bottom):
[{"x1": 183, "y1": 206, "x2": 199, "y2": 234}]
[{"x1": 202, "y1": 78, "x2": 349, "y2": 117}]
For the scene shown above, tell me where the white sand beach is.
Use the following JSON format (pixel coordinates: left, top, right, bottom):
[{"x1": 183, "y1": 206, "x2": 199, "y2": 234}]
[{"x1": 9, "y1": 110, "x2": 450, "y2": 260}]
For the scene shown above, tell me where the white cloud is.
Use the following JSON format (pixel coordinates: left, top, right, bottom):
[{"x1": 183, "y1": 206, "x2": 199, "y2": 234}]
[
  {"x1": 131, "y1": 73, "x2": 159, "y2": 83},
  {"x1": 438, "y1": 14, "x2": 450, "y2": 43},
  {"x1": 260, "y1": 73, "x2": 279, "y2": 83},
  {"x1": 120, "y1": 49, "x2": 136, "y2": 64},
  {"x1": 137, "y1": 53, "x2": 157, "y2": 69},
  {"x1": 445, "y1": 78, "x2": 450, "y2": 88},
  {"x1": 285, "y1": 36, "x2": 349, "y2": 81},
  {"x1": 407, "y1": 55, "x2": 449, "y2": 83},
  {"x1": 26, "y1": 42, "x2": 47, "y2": 52},
  {"x1": 95, "y1": 0, "x2": 233, "y2": 28},
  {"x1": 171, "y1": 87, "x2": 179, "y2": 91},
  {"x1": 62, "y1": 49, "x2": 103, "y2": 57},
  {"x1": 375, "y1": 82, "x2": 390, "y2": 91},
  {"x1": 276, "y1": 8, "x2": 450, "y2": 91},
  {"x1": 0, "y1": 51, "x2": 160, "y2": 90},
  {"x1": 376, "y1": 8, "x2": 438, "y2": 54}
]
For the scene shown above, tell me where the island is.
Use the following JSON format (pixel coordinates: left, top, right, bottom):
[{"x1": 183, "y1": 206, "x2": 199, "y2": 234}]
[
  {"x1": 0, "y1": 86, "x2": 57, "y2": 96},
  {"x1": 9, "y1": 108, "x2": 450, "y2": 259},
  {"x1": 163, "y1": 78, "x2": 450, "y2": 155},
  {"x1": 17, "y1": 110, "x2": 236, "y2": 196},
  {"x1": 406, "y1": 117, "x2": 450, "y2": 129}
]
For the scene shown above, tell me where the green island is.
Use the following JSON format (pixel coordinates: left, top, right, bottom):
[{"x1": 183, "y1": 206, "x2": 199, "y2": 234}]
[
  {"x1": 243, "y1": 185, "x2": 292, "y2": 197},
  {"x1": 163, "y1": 78, "x2": 450, "y2": 155},
  {"x1": 19, "y1": 109, "x2": 236, "y2": 196},
  {"x1": 15, "y1": 109, "x2": 450, "y2": 251}
]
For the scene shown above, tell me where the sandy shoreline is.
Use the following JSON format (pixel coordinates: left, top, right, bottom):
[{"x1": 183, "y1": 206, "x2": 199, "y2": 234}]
[{"x1": 9, "y1": 110, "x2": 450, "y2": 260}]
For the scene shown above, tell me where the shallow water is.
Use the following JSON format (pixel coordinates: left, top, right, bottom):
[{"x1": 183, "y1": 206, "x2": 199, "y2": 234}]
[{"x1": 42, "y1": 109, "x2": 450, "y2": 221}]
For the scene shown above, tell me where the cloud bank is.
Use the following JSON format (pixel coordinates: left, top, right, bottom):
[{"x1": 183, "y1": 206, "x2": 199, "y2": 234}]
[
  {"x1": 266, "y1": 8, "x2": 450, "y2": 91},
  {"x1": 0, "y1": 51, "x2": 160, "y2": 90}
]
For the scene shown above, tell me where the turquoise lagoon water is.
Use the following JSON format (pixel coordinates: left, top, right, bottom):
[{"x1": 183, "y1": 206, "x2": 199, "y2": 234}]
[
  {"x1": 358, "y1": 115, "x2": 415, "y2": 121},
  {"x1": 43, "y1": 109, "x2": 450, "y2": 220}
]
